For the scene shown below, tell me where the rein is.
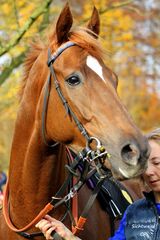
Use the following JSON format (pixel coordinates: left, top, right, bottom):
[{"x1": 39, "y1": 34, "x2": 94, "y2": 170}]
[
  {"x1": 3, "y1": 41, "x2": 111, "y2": 239},
  {"x1": 3, "y1": 145, "x2": 108, "y2": 239}
]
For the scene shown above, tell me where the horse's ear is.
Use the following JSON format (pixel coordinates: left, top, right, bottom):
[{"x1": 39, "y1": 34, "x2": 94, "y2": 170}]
[
  {"x1": 55, "y1": 3, "x2": 73, "y2": 45},
  {"x1": 87, "y1": 6, "x2": 100, "y2": 38}
]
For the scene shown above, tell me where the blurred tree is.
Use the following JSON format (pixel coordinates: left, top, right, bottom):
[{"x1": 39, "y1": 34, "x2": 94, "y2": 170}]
[
  {"x1": 0, "y1": 0, "x2": 56, "y2": 169},
  {"x1": 115, "y1": 0, "x2": 160, "y2": 130}
]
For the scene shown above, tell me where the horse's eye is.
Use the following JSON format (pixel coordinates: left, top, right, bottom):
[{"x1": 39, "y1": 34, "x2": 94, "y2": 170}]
[{"x1": 66, "y1": 75, "x2": 81, "y2": 86}]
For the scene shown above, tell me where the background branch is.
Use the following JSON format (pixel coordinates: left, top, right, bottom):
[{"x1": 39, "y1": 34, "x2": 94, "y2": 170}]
[
  {"x1": 0, "y1": 52, "x2": 26, "y2": 86},
  {"x1": 99, "y1": 0, "x2": 134, "y2": 14},
  {"x1": 0, "y1": 0, "x2": 53, "y2": 57},
  {"x1": 80, "y1": 0, "x2": 134, "y2": 24}
]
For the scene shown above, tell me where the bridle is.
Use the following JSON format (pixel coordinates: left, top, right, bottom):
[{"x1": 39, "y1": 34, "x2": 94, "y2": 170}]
[
  {"x1": 42, "y1": 41, "x2": 91, "y2": 147},
  {"x1": 3, "y1": 41, "x2": 111, "y2": 239}
]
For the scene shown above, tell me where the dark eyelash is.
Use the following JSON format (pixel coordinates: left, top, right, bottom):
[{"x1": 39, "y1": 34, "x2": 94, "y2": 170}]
[{"x1": 153, "y1": 162, "x2": 160, "y2": 165}]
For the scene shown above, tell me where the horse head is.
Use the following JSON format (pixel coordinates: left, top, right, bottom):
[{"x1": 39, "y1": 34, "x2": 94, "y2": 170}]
[{"x1": 33, "y1": 3, "x2": 149, "y2": 179}]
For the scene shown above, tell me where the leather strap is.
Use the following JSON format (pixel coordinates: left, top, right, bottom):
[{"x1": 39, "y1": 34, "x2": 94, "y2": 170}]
[{"x1": 3, "y1": 180, "x2": 54, "y2": 232}]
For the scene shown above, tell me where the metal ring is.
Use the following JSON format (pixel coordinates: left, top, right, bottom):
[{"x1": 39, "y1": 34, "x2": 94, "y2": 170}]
[{"x1": 86, "y1": 136, "x2": 102, "y2": 150}]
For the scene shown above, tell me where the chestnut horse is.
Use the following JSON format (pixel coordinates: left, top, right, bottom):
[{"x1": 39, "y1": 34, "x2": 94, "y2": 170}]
[{"x1": 0, "y1": 4, "x2": 149, "y2": 240}]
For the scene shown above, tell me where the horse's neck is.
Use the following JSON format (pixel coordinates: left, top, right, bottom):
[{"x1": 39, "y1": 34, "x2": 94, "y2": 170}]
[{"x1": 8, "y1": 106, "x2": 66, "y2": 227}]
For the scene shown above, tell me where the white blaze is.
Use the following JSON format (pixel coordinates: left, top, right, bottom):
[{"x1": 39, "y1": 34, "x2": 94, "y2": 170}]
[{"x1": 86, "y1": 55, "x2": 105, "y2": 81}]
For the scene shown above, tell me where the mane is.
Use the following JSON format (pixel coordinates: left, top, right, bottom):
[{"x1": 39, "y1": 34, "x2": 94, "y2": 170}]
[
  {"x1": 19, "y1": 26, "x2": 106, "y2": 101},
  {"x1": 19, "y1": 40, "x2": 45, "y2": 101},
  {"x1": 70, "y1": 27, "x2": 105, "y2": 59}
]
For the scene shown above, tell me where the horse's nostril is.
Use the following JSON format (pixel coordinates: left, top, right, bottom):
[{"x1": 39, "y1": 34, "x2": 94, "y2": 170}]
[{"x1": 121, "y1": 143, "x2": 140, "y2": 166}]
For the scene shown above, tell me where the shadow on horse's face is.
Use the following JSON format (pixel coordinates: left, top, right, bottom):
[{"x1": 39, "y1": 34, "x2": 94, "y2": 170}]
[{"x1": 37, "y1": 4, "x2": 150, "y2": 179}]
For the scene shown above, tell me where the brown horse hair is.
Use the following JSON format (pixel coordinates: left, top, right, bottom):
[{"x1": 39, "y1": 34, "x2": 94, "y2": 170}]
[
  {"x1": 18, "y1": 40, "x2": 45, "y2": 101},
  {"x1": 49, "y1": 26, "x2": 106, "y2": 60}
]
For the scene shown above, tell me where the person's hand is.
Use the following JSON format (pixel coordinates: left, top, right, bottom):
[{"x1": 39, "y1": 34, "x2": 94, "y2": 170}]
[{"x1": 35, "y1": 215, "x2": 79, "y2": 240}]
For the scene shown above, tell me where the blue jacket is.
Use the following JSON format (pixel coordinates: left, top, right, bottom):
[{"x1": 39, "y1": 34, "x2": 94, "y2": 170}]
[
  {"x1": 110, "y1": 191, "x2": 160, "y2": 240},
  {"x1": 0, "y1": 172, "x2": 7, "y2": 191}
]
